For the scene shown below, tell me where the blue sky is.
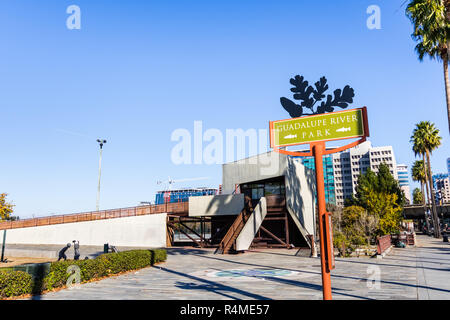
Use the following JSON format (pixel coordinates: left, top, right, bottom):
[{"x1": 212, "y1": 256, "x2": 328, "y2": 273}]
[{"x1": 0, "y1": 0, "x2": 448, "y2": 218}]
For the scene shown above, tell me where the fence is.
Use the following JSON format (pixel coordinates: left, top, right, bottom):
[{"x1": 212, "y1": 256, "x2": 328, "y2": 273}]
[
  {"x1": 0, "y1": 202, "x2": 189, "y2": 231},
  {"x1": 391, "y1": 233, "x2": 415, "y2": 246},
  {"x1": 376, "y1": 234, "x2": 392, "y2": 255}
]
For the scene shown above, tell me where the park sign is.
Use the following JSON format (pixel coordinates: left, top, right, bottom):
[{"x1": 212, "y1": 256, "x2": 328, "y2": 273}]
[{"x1": 269, "y1": 107, "x2": 368, "y2": 148}]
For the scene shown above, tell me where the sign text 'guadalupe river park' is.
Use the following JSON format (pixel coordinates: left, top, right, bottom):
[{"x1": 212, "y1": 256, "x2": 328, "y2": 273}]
[{"x1": 270, "y1": 108, "x2": 367, "y2": 148}]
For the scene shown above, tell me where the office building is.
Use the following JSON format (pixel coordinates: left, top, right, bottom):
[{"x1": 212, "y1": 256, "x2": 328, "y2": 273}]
[
  {"x1": 155, "y1": 188, "x2": 217, "y2": 205},
  {"x1": 397, "y1": 164, "x2": 411, "y2": 204},
  {"x1": 332, "y1": 141, "x2": 397, "y2": 206},
  {"x1": 433, "y1": 174, "x2": 450, "y2": 204},
  {"x1": 301, "y1": 155, "x2": 336, "y2": 205},
  {"x1": 447, "y1": 157, "x2": 450, "y2": 176},
  {"x1": 299, "y1": 141, "x2": 399, "y2": 206}
]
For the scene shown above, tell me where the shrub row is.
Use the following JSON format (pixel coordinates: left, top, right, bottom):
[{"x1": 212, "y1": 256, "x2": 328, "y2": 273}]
[
  {"x1": 0, "y1": 270, "x2": 33, "y2": 298},
  {"x1": 0, "y1": 249, "x2": 167, "y2": 298}
]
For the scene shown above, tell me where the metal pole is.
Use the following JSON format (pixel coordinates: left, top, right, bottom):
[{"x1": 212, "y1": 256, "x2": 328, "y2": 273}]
[
  {"x1": 313, "y1": 142, "x2": 332, "y2": 300},
  {"x1": 96, "y1": 142, "x2": 104, "y2": 211},
  {"x1": 1, "y1": 230, "x2": 6, "y2": 262}
]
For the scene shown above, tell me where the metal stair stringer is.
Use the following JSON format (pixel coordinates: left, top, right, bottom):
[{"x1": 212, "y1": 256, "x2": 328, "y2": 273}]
[
  {"x1": 234, "y1": 197, "x2": 268, "y2": 252},
  {"x1": 286, "y1": 204, "x2": 312, "y2": 249}
]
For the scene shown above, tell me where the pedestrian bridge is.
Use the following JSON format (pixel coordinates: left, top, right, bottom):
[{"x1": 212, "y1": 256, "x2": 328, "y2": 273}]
[{"x1": 402, "y1": 204, "x2": 450, "y2": 219}]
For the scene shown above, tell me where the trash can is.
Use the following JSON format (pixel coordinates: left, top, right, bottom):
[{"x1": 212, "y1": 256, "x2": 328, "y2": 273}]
[{"x1": 104, "y1": 243, "x2": 109, "y2": 253}]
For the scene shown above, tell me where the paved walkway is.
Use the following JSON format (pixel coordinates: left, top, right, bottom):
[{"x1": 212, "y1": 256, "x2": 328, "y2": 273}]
[
  {"x1": 415, "y1": 235, "x2": 450, "y2": 299},
  {"x1": 28, "y1": 235, "x2": 450, "y2": 300}
]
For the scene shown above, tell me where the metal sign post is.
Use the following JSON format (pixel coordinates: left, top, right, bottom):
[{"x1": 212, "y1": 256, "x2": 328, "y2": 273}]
[
  {"x1": 1, "y1": 230, "x2": 6, "y2": 263},
  {"x1": 270, "y1": 107, "x2": 369, "y2": 300},
  {"x1": 312, "y1": 142, "x2": 332, "y2": 299}
]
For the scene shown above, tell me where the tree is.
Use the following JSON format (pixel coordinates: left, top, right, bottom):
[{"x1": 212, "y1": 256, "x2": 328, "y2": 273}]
[
  {"x1": 366, "y1": 191, "x2": 403, "y2": 235},
  {"x1": 333, "y1": 205, "x2": 380, "y2": 256},
  {"x1": 406, "y1": 0, "x2": 450, "y2": 133},
  {"x1": 351, "y1": 164, "x2": 405, "y2": 208},
  {"x1": 413, "y1": 187, "x2": 424, "y2": 204},
  {"x1": 357, "y1": 210, "x2": 379, "y2": 247},
  {"x1": 0, "y1": 193, "x2": 14, "y2": 221},
  {"x1": 411, "y1": 160, "x2": 430, "y2": 230},
  {"x1": 352, "y1": 168, "x2": 378, "y2": 206},
  {"x1": 411, "y1": 121, "x2": 442, "y2": 237},
  {"x1": 377, "y1": 163, "x2": 406, "y2": 206},
  {"x1": 412, "y1": 160, "x2": 427, "y2": 204}
]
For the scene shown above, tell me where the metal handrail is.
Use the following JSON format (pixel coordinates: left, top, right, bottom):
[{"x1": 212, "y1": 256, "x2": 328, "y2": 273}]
[{"x1": 0, "y1": 202, "x2": 189, "y2": 230}]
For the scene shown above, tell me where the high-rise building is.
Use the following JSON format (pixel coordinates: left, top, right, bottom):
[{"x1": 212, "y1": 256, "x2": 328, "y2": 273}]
[
  {"x1": 301, "y1": 155, "x2": 336, "y2": 205},
  {"x1": 299, "y1": 141, "x2": 399, "y2": 206},
  {"x1": 433, "y1": 174, "x2": 450, "y2": 204},
  {"x1": 447, "y1": 157, "x2": 450, "y2": 176},
  {"x1": 332, "y1": 141, "x2": 397, "y2": 206},
  {"x1": 397, "y1": 164, "x2": 411, "y2": 204},
  {"x1": 155, "y1": 188, "x2": 217, "y2": 205}
]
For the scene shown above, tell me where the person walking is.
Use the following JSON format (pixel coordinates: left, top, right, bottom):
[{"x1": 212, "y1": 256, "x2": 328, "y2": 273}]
[
  {"x1": 57, "y1": 243, "x2": 71, "y2": 261},
  {"x1": 73, "y1": 240, "x2": 80, "y2": 260}
]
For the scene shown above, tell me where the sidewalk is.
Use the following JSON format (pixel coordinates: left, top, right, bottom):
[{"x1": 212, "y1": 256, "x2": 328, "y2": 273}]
[
  {"x1": 25, "y1": 235, "x2": 450, "y2": 300},
  {"x1": 414, "y1": 234, "x2": 450, "y2": 299}
]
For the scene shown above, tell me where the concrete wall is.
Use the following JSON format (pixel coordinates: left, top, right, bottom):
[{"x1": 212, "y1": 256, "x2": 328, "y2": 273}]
[
  {"x1": 285, "y1": 156, "x2": 317, "y2": 238},
  {"x1": 235, "y1": 197, "x2": 267, "y2": 251},
  {"x1": 2, "y1": 213, "x2": 167, "y2": 248},
  {"x1": 189, "y1": 194, "x2": 244, "y2": 217},
  {"x1": 222, "y1": 152, "x2": 287, "y2": 193},
  {"x1": 222, "y1": 151, "x2": 316, "y2": 239}
]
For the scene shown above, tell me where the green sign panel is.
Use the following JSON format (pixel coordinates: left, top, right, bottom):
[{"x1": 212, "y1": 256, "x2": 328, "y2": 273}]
[{"x1": 270, "y1": 108, "x2": 366, "y2": 148}]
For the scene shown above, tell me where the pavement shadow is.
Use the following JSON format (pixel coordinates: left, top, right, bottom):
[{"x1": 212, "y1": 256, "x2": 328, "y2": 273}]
[
  {"x1": 189, "y1": 251, "x2": 450, "y2": 297},
  {"x1": 30, "y1": 263, "x2": 48, "y2": 300},
  {"x1": 158, "y1": 266, "x2": 270, "y2": 300},
  {"x1": 160, "y1": 262, "x2": 371, "y2": 300},
  {"x1": 166, "y1": 248, "x2": 212, "y2": 256},
  {"x1": 184, "y1": 252, "x2": 373, "y2": 299}
]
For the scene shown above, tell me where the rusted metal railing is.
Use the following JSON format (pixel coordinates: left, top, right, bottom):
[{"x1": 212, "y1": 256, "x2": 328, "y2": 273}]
[
  {"x1": 376, "y1": 234, "x2": 392, "y2": 255},
  {"x1": 0, "y1": 202, "x2": 189, "y2": 231}
]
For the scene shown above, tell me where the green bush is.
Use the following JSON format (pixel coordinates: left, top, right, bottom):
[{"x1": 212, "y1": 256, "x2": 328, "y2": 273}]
[
  {"x1": 0, "y1": 249, "x2": 167, "y2": 297},
  {"x1": 0, "y1": 270, "x2": 33, "y2": 298},
  {"x1": 43, "y1": 249, "x2": 166, "y2": 291}
]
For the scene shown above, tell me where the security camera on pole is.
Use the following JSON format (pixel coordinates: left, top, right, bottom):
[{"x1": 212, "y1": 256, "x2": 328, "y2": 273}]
[{"x1": 96, "y1": 139, "x2": 107, "y2": 211}]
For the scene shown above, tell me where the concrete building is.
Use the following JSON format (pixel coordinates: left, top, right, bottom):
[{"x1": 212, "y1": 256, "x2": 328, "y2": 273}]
[
  {"x1": 155, "y1": 188, "x2": 217, "y2": 205},
  {"x1": 0, "y1": 151, "x2": 316, "y2": 255},
  {"x1": 397, "y1": 164, "x2": 411, "y2": 204},
  {"x1": 299, "y1": 141, "x2": 400, "y2": 206},
  {"x1": 301, "y1": 155, "x2": 336, "y2": 205},
  {"x1": 332, "y1": 141, "x2": 397, "y2": 206},
  {"x1": 217, "y1": 151, "x2": 316, "y2": 249},
  {"x1": 433, "y1": 174, "x2": 450, "y2": 204},
  {"x1": 447, "y1": 157, "x2": 450, "y2": 176}
]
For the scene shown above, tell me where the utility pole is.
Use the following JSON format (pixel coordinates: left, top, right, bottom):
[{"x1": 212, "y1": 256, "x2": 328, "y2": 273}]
[{"x1": 96, "y1": 139, "x2": 107, "y2": 211}]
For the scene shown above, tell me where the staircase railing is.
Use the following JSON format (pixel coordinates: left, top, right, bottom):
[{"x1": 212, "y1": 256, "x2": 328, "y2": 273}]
[{"x1": 214, "y1": 196, "x2": 252, "y2": 254}]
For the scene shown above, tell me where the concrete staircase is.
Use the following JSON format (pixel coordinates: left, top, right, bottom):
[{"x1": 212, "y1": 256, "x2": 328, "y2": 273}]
[{"x1": 215, "y1": 197, "x2": 268, "y2": 254}]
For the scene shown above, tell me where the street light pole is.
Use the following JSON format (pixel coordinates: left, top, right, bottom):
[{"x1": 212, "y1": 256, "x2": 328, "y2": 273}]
[{"x1": 96, "y1": 139, "x2": 107, "y2": 211}]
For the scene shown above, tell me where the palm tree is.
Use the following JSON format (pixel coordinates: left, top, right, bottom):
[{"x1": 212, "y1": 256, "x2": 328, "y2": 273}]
[
  {"x1": 411, "y1": 121, "x2": 443, "y2": 237},
  {"x1": 412, "y1": 188, "x2": 424, "y2": 204},
  {"x1": 406, "y1": 0, "x2": 450, "y2": 133},
  {"x1": 411, "y1": 160, "x2": 428, "y2": 203},
  {"x1": 412, "y1": 160, "x2": 431, "y2": 231}
]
